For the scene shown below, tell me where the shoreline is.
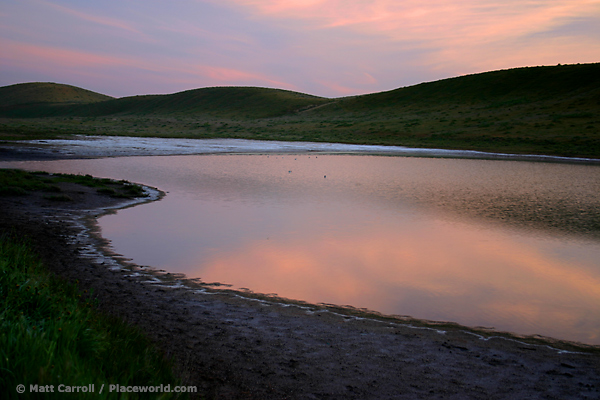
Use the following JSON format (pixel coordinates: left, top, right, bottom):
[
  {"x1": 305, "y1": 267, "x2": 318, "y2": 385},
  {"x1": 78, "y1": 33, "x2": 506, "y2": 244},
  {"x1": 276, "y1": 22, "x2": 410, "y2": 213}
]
[
  {"x1": 2, "y1": 135, "x2": 600, "y2": 164},
  {"x1": 1, "y1": 144, "x2": 600, "y2": 398},
  {"x1": 76, "y1": 182, "x2": 598, "y2": 352}
]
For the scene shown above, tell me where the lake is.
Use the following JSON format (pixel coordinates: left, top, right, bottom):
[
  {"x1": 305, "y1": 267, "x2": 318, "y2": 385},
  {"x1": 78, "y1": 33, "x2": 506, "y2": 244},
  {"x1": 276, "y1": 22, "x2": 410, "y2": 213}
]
[{"x1": 2, "y1": 153, "x2": 600, "y2": 345}]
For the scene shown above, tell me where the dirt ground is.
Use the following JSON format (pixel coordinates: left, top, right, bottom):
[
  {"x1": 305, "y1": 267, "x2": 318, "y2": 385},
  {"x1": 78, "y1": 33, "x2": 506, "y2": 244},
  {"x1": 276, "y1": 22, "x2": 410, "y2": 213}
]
[{"x1": 1, "y1": 147, "x2": 599, "y2": 399}]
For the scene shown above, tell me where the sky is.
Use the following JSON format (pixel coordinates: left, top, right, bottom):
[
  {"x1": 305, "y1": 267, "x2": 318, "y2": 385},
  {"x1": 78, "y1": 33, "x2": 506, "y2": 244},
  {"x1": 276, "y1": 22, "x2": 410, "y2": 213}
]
[{"x1": 1, "y1": 0, "x2": 599, "y2": 98}]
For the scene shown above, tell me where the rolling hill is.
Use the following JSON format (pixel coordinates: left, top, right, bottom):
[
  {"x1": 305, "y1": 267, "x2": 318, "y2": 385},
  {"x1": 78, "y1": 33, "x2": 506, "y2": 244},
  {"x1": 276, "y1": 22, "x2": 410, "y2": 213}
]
[
  {"x1": 335, "y1": 63, "x2": 600, "y2": 111},
  {"x1": 0, "y1": 82, "x2": 113, "y2": 107},
  {"x1": 0, "y1": 85, "x2": 331, "y2": 119}
]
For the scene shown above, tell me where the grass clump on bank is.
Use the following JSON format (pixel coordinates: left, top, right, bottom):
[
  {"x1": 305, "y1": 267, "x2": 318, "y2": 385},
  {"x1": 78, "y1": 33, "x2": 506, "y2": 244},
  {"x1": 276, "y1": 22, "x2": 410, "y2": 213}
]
[
  {"x1": 0, "y1": 169, "x2": 147, "y2": 200},
  {"x1": 0, "y1": 169, "x2": 54, "y2": 196},
  {"x1": 0, "y1": 234, "x2": 190, "y2": 399}
]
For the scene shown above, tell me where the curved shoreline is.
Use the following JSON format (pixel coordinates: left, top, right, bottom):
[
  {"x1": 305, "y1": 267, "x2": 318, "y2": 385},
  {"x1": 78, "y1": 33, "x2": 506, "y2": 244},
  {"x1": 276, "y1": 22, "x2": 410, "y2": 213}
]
[{"x1": 80, "y1": 185, "x2": 598, "y2": 353}]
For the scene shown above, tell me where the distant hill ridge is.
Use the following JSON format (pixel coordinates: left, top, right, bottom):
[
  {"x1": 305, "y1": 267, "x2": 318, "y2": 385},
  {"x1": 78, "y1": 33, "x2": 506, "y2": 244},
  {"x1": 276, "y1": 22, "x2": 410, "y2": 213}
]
[
  {"x1": 0, "y1": 82, "x2": 113, "y2": 107},
  {"x1": 0, "y1": 84, "x2": 332, "y2": 118},
  {"x1": 1, "y1": 63, "x2": 599, "y2": 119},
  {"x1": 337, "y1": 63, "x2": 600, "y2": 111},
  {"x1": 74, "y1": 86, "x2": 332, "y2": 119}
]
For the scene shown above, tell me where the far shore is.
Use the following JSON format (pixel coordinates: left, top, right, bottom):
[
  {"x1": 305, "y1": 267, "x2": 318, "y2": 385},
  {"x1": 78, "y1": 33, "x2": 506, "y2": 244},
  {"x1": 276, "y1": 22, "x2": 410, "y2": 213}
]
[{"x1": 2, "y1": 135, "x2": 600, "y2": 164}]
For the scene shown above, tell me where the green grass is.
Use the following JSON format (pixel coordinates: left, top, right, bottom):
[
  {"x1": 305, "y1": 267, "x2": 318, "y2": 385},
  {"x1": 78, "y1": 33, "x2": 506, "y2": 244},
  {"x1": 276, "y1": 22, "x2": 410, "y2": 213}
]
[
  {"x1": 1, "y1": 63, "x2": 599, "y2": 158},
  {"x1": 0, "y1": 83, "x2": 113, "y2": 108},
  {"x1": 0, "y1": 234, "x2": 191, "y2": 399},
  {"x1": 0, "y1": 169, "x2": 54, "y2": 196},
  {"x1": 0, "y1": 86, "x2": 330, "y2": 119},
  {"x1": 0, "y1": 169, "x2": 65, "y2": 195},
  {"x1": 0, "y1": 169, "x2": 147, "y2": 199}
]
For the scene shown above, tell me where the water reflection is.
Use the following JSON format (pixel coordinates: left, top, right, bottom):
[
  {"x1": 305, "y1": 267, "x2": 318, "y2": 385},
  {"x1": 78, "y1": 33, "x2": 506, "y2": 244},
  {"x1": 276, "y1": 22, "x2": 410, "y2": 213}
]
[
  {"x1": 1, "y1": 154, "x2": 599, "y2": 344},
  {"x1": 201, "y1": 220, "x2": 600, "y2": 341}
]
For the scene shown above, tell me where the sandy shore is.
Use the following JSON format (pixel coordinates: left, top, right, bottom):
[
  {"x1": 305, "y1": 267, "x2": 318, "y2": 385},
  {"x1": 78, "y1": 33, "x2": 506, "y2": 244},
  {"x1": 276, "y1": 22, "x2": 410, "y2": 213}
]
[{"x1": 1, "y1": 146, "x2": 599, "y2": 399}]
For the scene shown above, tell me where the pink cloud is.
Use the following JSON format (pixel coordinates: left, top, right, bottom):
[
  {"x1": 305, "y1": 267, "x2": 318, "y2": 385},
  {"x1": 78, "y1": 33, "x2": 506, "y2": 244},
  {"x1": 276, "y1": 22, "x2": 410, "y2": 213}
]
[
  {"x1": 221, "y1": 0, "x2": 600, "y2": 51},
  {"x1": 0, "y1": 39, "x2": 134, "y2": 68},
  {"x1": 225, "y1": 0, "x2": 599, "y2": 85},
  {"x1": 1, "y1": 38, "x2": 297, "y2": 94}
]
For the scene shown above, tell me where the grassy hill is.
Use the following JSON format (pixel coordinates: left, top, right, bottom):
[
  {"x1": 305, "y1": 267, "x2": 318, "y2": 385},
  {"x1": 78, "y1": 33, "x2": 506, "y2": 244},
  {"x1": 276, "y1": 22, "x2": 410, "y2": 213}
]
[
  {"x1": 1, "y1": 63, "x2": 599, "y2": 158},
  {"x1": 81, "y1": 86, "x2": 330, "y2": 118},
  {"x1": 0, "y1": 82, "x2": 113, "y2": 107},
  {"x1": 0, "y1": 85, "x2": 330, "y2": 119},
  {"x1": 299, "y1": 63, "x2": 600, "y2": 157},
  {"x1": 335, "y1": 64, "x2": 600, "y2": 110}
]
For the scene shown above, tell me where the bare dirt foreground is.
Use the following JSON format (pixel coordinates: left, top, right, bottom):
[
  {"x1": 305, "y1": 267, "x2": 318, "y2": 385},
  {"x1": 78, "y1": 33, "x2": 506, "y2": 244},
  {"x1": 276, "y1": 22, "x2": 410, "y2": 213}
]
[{"x1": 1, "y1": 156, "x2": 599, "y2": 399}]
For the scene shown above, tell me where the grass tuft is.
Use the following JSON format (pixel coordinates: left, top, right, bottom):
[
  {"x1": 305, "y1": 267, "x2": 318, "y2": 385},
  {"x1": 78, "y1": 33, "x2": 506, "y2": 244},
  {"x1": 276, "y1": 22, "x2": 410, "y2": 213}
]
[
  {"x1": 0, "y1": 169, "x2": 148, "y2": 200},
  {"x1": 0, "y1": 170, "x2": 51, "y2": 195}
]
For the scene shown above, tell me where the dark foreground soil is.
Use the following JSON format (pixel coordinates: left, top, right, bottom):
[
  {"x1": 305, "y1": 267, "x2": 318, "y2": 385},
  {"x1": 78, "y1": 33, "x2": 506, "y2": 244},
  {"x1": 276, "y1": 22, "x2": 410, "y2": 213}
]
[{"x1": 1, "y1": 170, "x2": 599, "y2": 399}]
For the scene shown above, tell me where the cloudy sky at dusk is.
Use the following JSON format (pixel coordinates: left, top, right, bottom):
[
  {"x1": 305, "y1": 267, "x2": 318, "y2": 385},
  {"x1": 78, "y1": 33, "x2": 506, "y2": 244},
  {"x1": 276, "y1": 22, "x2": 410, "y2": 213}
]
[{"x1": 1, "y1": 0, "x2": 599, "y2": 98}]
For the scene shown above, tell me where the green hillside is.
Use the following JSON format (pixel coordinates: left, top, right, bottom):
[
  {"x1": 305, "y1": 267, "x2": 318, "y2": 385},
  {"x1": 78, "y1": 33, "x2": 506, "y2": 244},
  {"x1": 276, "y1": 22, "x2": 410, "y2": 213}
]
[
  {"x1": 0, "y1": 86, "x2": 330, "y2": 119},
  {"x1": 335, "y1": 63, "x2": 600, "y2": 111},
  {"x1": 83, "y1": 86, "x2": 330, "y2": 118},
  {"x1": 295, "y1": 63, "x2": 600, "y2": 157},
  {"x1": 0, "y1": 82, "x2": 113, "y2": 107},
  {"x1": 1, "y1": 63, "x2": 599, "y2": 158}
]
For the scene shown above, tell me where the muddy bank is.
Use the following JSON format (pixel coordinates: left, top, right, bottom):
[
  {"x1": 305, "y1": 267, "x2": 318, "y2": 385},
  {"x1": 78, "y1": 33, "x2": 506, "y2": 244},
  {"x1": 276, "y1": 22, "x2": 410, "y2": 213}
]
[{"x1": 0, "y1": 175, "x2": 598, "y2": 399}]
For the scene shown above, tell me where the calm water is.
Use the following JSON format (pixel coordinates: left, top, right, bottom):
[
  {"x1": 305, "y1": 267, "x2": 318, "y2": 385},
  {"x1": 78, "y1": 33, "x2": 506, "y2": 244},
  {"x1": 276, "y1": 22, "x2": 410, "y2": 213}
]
[{"x1": 3, "y1": 154, "x2": 600, "y2": 344}]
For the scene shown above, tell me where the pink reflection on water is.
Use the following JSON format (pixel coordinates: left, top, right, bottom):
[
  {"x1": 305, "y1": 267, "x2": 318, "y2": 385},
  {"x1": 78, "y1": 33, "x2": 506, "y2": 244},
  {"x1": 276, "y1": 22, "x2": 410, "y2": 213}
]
[{"x1": 193, "y1": 211, "x2": 600, "y2": 344}]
